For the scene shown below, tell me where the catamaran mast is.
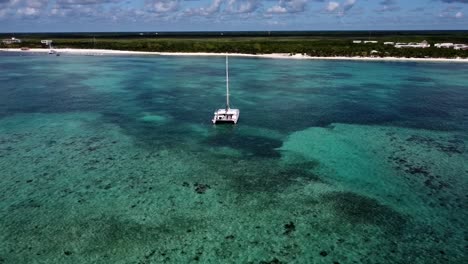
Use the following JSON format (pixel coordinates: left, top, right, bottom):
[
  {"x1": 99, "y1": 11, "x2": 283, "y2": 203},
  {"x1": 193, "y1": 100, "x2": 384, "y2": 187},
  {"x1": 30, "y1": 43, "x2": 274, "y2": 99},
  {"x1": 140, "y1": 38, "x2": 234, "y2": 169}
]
[{"x1": 226, "y1": 55, "x2": 230, "y2": 110}]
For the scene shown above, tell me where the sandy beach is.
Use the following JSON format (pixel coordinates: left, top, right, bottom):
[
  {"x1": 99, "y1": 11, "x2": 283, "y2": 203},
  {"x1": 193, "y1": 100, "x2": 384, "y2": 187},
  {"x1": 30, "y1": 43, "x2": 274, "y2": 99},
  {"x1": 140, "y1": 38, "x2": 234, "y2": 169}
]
[{"x1": 1, "y1": 48, "x2": 468, "y2": 63}]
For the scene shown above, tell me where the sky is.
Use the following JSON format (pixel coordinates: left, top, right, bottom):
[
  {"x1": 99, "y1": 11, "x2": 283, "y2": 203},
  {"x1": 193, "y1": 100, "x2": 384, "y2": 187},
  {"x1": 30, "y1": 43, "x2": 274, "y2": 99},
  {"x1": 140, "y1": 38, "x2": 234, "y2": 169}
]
[{"x1": 0, "y1": 0, "x2": 467, "y2": 32}]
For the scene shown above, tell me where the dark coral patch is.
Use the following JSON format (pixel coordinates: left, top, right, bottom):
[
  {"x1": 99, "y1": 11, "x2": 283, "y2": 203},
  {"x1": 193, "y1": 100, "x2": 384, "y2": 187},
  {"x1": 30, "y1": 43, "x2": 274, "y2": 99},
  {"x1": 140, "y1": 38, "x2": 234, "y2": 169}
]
[
  {"x1": 406, "y1": 135, "x2": 465, "y2": 155},
  {"x1": 194, "y1": 183, "x2": 211, "y2": 194},
  {"x1": 284, "y1": 222, "x2": 296, "y2": 235},
  {"x1": 259, "y1": 258, "x2": 283, "y2": 264},
  {"x1": 322, "y1": 192, "x2": 407, "y2": 232},
  {"x1": 228, "y1": 162, "x2": 320, "y2": 194},
  {"x1": 204, "y1": 133, "x2": 283, "y2": 158}
]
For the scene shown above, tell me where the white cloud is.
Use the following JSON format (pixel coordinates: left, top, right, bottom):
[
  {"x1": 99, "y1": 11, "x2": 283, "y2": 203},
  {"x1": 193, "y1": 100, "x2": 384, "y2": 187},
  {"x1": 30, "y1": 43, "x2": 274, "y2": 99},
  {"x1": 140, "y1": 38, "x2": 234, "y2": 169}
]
[
  {"x1": 49, "y1": 0, "x2": 126, "y2": 18},
  {"x1": 3, "y1": 0, "x2": 48, "y2": 18},
  {"x1": 343, "y1": 0, "x2": 356, "y2": 11},
  {"x1": 185, "y1": 0, "x2": 223, "y2": 16},
  {"x1": 266, "y1": 0, "x2": 307, "y2": 14},
  {"x1": 147, "y1": 0, "x2": 180, "y2": 13},
  {"x1": 439, "y1": 6, "x2": 465, "y2": 19},
  {"x1": 326, "y1": 1, "x2": 340, "y2": 12},
  {"x1": 227, "y1": 0, "x2": 259, "y2": 14},
  {"x1": 267, "y1": 5, "x2": 287, "y2": 14},
  {"x1": 56, "y1": 0, "x2": 122, "y2": 5},
  {"x1": 324, "y1": 0, "x2": 357, "y2": 16},
  {"x1": 17, "y1": 6, "x2": 39, "y2": 16}
]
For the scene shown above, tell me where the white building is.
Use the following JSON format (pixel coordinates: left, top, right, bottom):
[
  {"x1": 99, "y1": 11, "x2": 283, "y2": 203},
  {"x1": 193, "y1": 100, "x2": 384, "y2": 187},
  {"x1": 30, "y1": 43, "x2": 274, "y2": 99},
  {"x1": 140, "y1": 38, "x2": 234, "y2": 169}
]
[
  {"x1": 353, "y1": 40, "x2": 362, "y2": 44},
  {"x1": 395, "y1": 43, "x2": 407, "y2": 48},
  {"x1": 384, "y1": 42, "x2": 395, "y2": 45},
  {"x1": 41, "y1": 40, "x2": 53, "y2": 45},
  {"x1": 453, "y1": 44, "x2": 468, "y2": 50},
  {"x1": 418, "y1": 40, "x2": 430, "y2": 48},
  {"x1": 435, "y1": 43, "x2": 454, "y2": 48},
  {"x1": 2, "y1": 37, "x2": 22, "y2": 45},
  {"x1": 364, "y1": 41, "x2": 378, "y2": 44},
  {"x1": 395, "y1": 40, "x2": 430, "y2": 48}
]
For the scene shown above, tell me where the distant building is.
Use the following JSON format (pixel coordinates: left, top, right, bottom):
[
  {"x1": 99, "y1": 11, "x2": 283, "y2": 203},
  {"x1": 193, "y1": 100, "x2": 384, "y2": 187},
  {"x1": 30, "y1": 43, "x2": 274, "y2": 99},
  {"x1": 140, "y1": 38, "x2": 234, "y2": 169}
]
[
  {"x1": 41, "y1": 40, "x2": 53, "y2": 45},
  {"x1": 384, "y1": 42, "x2": 395, "y2": 45},
  {"x1": 353, "y1": 40, "x2": 362, "y2": 44},
  {"x1": 364, "y1": 41, "x2": 378, "y2": 44},
  {"x1": 420, "y1": 40, "x2": 430, "y2": 48},
  {"x1": 2, "y1": 37, "x2": 22, "y2": 45},
  {"x1": 395, "y1": 40, "x2": 430, "y2": 48},
  {"x1": 435, "y1": 43, "x2": 454, "y2": 48},
  {"x1": 394, "y1": 43, "x2": 406, "y2": 48},
  {"x1": 453, "y1": 44, "x2": 468, "y2": 50}
]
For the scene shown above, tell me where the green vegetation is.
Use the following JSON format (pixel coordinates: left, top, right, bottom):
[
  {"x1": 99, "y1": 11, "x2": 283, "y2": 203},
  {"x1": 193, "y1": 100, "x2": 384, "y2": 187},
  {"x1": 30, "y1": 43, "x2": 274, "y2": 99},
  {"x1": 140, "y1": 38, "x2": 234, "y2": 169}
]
[{"x1": 1, "y1": 31, "x2": 468, "y2": 58}]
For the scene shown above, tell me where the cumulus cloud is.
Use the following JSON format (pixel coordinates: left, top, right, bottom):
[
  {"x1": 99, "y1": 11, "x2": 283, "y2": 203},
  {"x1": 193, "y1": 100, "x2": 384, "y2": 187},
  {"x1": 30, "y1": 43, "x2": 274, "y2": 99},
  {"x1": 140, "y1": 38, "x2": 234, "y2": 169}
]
[
  {"x1": 266, "y1": 0, "x2": 307, "y2": 14},
  {"x1": 326, "y1": 2, "x2": 339, "y2": 12},
  {"x1": 17, "y1": 6, "x2": 40, "y2": 16},
  {"x1": 4, "y1": 0, "x2": 49, "y2": 18},
  {"x1": 145, "y1": 0, "x2": 180, "y2": 13},
  {"x1": 438, "y1": 5, "x2": 465, "y2": 18},
  {"x1": 56, "y1": 0, "x2": 122, "y2": 5},
  {"x1": 439, "y1": 0, "x2": 468, "y2": 20},
  {"x1": 0, "y1": 0, "x2": 465, "y2": 29},
  {"x1": 185, "y1": 0, "x2": 223, "y2": 16},
  {"x1": 343, "y1": 0, "x2": 355, "y2": 12},
  {"x1": 325, "y1": 0, "x2": 356, "y2": 16},
  {"x1": 267, "y1": 5, "x2": 287, "y2": 14},
  {"x1": 48, "y1": 0, "x2": 128, "y2": 18},
  {"x1": 227, "y1": 0, "x2": 260, "y2": 14}
]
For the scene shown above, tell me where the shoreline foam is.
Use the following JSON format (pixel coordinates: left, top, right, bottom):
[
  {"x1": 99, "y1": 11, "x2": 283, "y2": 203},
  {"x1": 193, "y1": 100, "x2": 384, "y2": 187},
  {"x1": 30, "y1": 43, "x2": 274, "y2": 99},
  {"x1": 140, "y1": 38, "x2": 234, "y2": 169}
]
[{"x1": 1, "y1": 48, "x2": 468, "y2": 63}]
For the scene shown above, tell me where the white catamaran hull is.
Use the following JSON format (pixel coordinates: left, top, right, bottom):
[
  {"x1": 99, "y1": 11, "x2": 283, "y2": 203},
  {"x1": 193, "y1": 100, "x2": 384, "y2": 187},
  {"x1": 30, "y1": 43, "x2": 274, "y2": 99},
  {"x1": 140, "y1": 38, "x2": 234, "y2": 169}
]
[{"x1": 212, "y1": 108, "x2": 240, "y2": 124}]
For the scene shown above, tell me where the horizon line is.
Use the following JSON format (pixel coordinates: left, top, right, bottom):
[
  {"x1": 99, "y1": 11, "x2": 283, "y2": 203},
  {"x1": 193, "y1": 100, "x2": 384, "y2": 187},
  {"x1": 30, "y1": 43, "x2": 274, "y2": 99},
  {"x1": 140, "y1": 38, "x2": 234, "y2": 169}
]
[{"x1": 2, "y1": 29, "x2": 468, "y2": 34}]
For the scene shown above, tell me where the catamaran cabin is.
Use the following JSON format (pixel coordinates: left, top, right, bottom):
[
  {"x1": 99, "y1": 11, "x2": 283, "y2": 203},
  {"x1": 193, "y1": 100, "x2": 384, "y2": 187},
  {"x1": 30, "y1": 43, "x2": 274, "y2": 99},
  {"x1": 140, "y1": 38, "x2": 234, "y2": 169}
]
[{"x1": 213, "y1": 108, "x2": 239, "y2": 124}]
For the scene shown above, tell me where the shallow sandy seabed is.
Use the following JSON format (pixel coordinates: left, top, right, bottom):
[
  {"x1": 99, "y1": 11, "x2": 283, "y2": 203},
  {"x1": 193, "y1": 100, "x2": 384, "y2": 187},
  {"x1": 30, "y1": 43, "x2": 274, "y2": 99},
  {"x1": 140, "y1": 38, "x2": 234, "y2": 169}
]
[{"x1": 0, "y1": 113, "x2": 466, "y2": 263}]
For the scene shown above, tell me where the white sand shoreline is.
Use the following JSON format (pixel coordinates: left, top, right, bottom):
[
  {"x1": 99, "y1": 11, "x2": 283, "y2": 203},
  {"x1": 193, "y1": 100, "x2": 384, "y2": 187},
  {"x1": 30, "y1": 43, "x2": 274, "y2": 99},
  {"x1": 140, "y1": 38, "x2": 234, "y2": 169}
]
[{"x1": 1, "y1": 48, "x2": 468, "y2": 63}]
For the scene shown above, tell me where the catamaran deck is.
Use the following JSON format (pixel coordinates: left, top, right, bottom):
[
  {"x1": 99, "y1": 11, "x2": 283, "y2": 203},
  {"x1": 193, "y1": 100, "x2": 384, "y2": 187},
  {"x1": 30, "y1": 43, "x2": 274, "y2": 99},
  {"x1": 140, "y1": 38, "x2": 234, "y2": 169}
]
[{"x1": 213, "y1": 108, "x2": 240, "y2": 124}]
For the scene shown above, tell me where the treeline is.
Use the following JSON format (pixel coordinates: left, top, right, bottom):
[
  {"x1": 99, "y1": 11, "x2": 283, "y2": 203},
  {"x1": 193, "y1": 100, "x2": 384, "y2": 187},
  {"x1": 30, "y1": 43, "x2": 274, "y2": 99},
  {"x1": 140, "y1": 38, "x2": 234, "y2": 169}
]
[
  {"x1": 2, "y1": 30, "x2": 468, "y2": 42},
  {"x1": 2, "y1": 37, "x2": 467, "y2": 58}
]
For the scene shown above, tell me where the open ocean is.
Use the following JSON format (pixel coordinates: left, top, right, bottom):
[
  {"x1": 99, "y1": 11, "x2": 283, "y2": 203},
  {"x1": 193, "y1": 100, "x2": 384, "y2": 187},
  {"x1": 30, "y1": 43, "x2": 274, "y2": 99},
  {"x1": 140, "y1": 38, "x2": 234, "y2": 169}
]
[{"x1": 0, "y1": 53, "x2": 467, "y2": 263}]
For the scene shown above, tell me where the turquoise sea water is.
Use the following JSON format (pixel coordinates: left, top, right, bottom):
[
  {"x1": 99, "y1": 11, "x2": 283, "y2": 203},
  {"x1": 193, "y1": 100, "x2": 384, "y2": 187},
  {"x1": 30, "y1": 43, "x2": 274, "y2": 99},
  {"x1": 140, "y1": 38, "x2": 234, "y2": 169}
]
[{"x1": 0, "y1": 53, "x2": 467, "y2": 263}]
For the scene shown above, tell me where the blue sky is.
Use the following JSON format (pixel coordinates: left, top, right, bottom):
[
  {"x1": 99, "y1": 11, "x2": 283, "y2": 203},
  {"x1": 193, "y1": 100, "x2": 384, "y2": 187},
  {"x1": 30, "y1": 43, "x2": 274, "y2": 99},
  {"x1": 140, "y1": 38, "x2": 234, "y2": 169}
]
[{"x1": 0, "y1": 0, "x2": 467, "y2": 32}]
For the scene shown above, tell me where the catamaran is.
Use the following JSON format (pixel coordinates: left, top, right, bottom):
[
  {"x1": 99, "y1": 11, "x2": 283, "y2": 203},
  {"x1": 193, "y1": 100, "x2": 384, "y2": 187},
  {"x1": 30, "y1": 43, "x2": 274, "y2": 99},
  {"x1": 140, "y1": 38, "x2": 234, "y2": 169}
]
[{"x1": 212, "y1": 56, "x2": 240, "y2": 124}]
